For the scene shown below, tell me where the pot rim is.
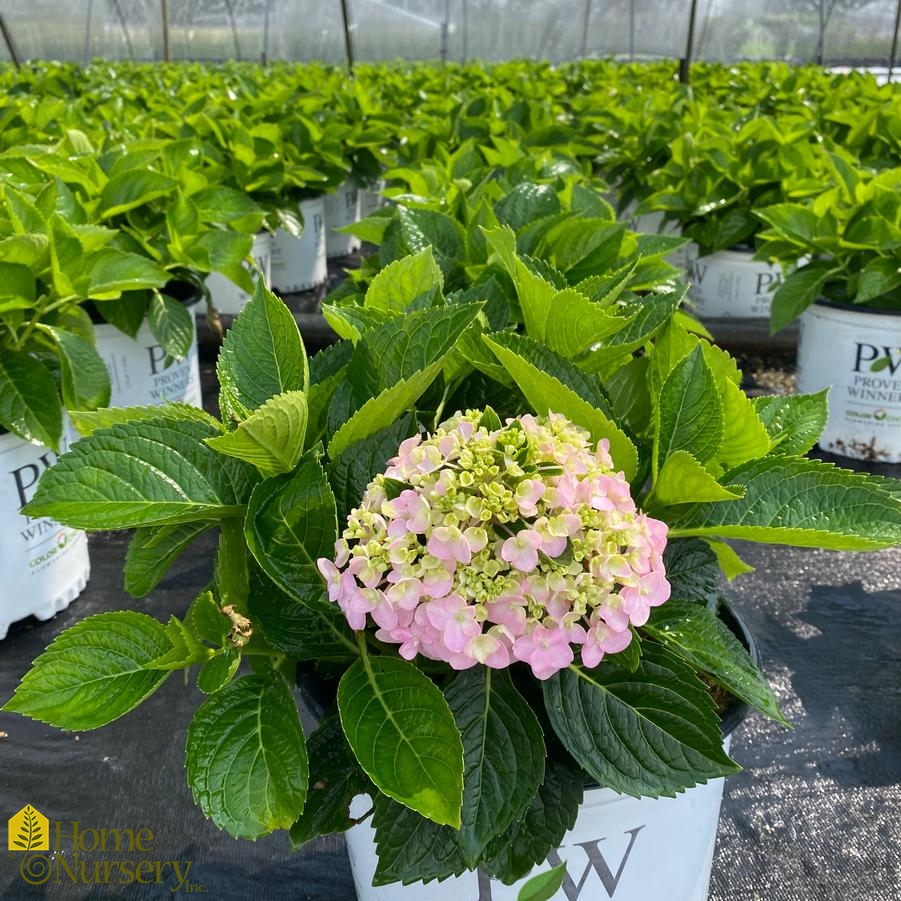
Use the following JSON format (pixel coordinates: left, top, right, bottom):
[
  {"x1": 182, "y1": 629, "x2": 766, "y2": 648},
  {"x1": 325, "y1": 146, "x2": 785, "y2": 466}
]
[
  {"x1": 86, "y1": 279, "x2": 205, "y2": 325},
  {"x1": 812, "y1": 297, "x2": 901, "y2": 318}
]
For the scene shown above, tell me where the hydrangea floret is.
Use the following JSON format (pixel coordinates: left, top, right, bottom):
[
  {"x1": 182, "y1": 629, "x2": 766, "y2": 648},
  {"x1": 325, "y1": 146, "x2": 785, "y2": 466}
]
[{"x1": 318, "y1": 411, "x2": 670, "y2": 679}]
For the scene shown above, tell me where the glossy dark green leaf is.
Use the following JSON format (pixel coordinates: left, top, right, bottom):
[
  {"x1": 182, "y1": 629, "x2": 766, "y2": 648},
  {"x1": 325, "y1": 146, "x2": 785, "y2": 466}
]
[
  {"x1": 24, "y1": 416, "x2": 258, "y2": 529},
  {"x1": 769, "y1": 262, "x2": 836, "y2": 333},
  {"x1": 289, "y1": 716, "x2": 373, "y2": 849},
  {"x1": 656, "y1": 345, "x2": 722, "y2": 471},
  {"x1": 124, "y1": 522, "x2": 213, "y2": 596},
  {"x1": 669, "y1": 455, "x2": 901, "y2": 550},
  {"x1": 662, "y1": 538, "x2": 722, "y2": 608},
  {"x1": 371, "y1": 794, "x2": 469, "y2": 886},
  {"x1": 327, "y1": 414, "x2": 416, "y2": 520},
  {"x1": 445, "y1": 668, "x2": 545, "y2": 865},
  {"x1": 753, "y1": 391, "x2": 829, "y2": 456},
  {"x1": 483, "y1": 753, "x2": 583, "y2": 884},
  {"x1": 338, "y1": 656, "x2": 464, "y2": 828},
  {"x1": 0, "y1": 351, "x2": 62, "y2": 449},
  {"x1": 246, "y1": 570, "x2": 356, "y2": 659},
  {"x1": 217, "y1": 281, "x2": 307, "y2": 422},
  {"x1": 196, "y1": 649, "x2": 241, "y2": 694},
  {"x1": 543, "y1": 644, "x2": 739, "y2": 797},
  {"x1": 42, "y1": 325, "x2": 111, "y2": 413},
  {"x1": 186, "y1": 671, "x2": 308, "y2": 839},
  {"x1": 483, "y1": 332, "x2": 638, "y2": 480},
  {"x1": 328, "y1": 303, "x2": 481, "y2": 436},
  {"x1": 641, "y1": 601, "x2": 786, "y2": 724},
  {"x1": 244, "y1": 450, "x2": 337, "y2": 605}
]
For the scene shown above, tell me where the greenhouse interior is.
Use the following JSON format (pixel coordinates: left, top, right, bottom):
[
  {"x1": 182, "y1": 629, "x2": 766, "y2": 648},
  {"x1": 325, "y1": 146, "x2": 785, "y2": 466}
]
[{"x1": 1, "y1": 3, "x2": 900, "y2": 901}]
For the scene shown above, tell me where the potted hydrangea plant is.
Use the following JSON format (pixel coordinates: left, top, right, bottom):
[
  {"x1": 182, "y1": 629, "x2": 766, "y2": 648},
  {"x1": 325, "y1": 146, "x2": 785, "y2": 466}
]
[
  {"x1": 755, "y1": 165, "x2": 901, "y2": 462},
  {"x1": 5, "y1": 235, "x2": 901, "y2": 899},
  {"x1": 641, "y1": 117, "x2": 845, "y2": 318}
]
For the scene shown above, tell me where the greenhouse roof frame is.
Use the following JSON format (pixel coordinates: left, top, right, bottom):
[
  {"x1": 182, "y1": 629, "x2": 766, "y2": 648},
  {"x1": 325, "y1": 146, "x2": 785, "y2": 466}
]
[{"x1": 0, "y1": 0, "x2": 900, "y2": 75}]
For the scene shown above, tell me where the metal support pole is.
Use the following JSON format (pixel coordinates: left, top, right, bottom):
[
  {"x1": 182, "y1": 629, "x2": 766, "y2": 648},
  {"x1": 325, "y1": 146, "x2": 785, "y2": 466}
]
[
  {"x1": 679, "y1": 0, "x2": 700, "y2": 84},
  {"x1": 629, "y1": 0, "x2": 635, "y2": 60},
  {"x1": 340, "y1": 0, "x2": 355, "y2": 73},
  {"x1": 462, "y1": 0, "x2": 468, "y2": 62},
  {"x1": 0, "y1": 15, "x2": 21, "y2": 68},
  {"x1": 111, "y1": 0, "x2": 135, "y2": 60},
  {"x1": 161, "y1": 0, "x2": 170, "y2": 61},
  {"x1": 262, "y1": 0, "x2": 271, "y2": 65},
  {"x1": 440, "y1": 0, "x2": 450, "y2": 63},
  {"x1": 580, "y1": 0, "x2": 593, "y2": 58},
  {"x1": 889, "y1": 0, "x2": 901, "y2": 82},
  {"x1": 816, "y1": 0, "x2": 825, "y2": 64},
  {"x1": 223, "y1": 0, "x2": 241, "y2": 60},
  {"x1": 84, "y1": 0, "x2": 94, "y2": 65}
]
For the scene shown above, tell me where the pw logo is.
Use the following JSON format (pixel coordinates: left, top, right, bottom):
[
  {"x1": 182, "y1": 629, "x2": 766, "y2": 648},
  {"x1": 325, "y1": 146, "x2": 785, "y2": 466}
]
[{"x1": 8, "y1": 805, "x2": 49, "y2": 851}]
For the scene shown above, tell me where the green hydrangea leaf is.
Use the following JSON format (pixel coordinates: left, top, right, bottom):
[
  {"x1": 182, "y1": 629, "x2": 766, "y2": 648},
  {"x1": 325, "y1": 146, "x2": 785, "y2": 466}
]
[
  {"x1": 3, "y1": 612, "x2": 173, "y2": 730},
  {"x1": 338, "y1": 656, "x2": 464, "y2": 828},
  {"x1": 543, "y1": 644, "x2": 739, "y2": 798},
  {"x1": 669, "y1": 456, "x2": 901, "y2": 550},
  {"x1": 186, "y1": 671, "x2": 308, "y2": 839}
]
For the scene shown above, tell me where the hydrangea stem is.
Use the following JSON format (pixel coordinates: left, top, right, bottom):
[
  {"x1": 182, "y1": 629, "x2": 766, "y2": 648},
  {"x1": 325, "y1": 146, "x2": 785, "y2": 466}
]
[{"x1": 217, "y1": 518, "x2": 249, "y2": 613}]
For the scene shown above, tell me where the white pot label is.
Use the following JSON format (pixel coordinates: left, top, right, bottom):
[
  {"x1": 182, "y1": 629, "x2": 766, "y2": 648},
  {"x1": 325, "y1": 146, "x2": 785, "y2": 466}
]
[
  {"x1": 94, "y1": 309, "x2": 203, "y2": 409},
  {"x1": 797, "y1": 305, "x2": 901, "y2": 462},
  {"x1": 688, "y1": 250, "x2": 782, "y2": 318},
  {"x1": 0, "y1": 431, "x2": 90, "y2": 639},
  {"x1": 325, "y1": 181, "x2": 362, "y2": 258},
  {"x1": 205, "y1": 231, "x2": 273, "y2": 314},
  {"x1": 271, "y1": 197, "x2": 327, "y2": 293},
  {"x1": 361, "y1": 180, "x2": 388, "y2": 218}
]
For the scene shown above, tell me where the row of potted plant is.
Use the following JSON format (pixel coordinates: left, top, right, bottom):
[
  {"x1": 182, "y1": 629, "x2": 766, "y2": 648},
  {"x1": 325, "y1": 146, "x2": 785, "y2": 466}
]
[
  {"x1": 3, "y1": 59, "x2": 900, "y2": 646},
  {"x1": 2, "y1": 58, "x2": 901, "y2": 900}
]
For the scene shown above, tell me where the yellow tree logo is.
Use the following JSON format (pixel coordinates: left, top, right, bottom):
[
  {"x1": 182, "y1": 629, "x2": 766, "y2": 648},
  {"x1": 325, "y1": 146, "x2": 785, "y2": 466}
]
[{"x1": 8, "y1": 806, "x2": 48, "y2": 851}]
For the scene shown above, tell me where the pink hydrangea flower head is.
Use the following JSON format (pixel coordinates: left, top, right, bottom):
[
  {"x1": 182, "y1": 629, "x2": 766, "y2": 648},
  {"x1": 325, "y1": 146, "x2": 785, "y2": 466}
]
[{"x1": 317, "y1": 410, "x2": 670, "y2": 680}]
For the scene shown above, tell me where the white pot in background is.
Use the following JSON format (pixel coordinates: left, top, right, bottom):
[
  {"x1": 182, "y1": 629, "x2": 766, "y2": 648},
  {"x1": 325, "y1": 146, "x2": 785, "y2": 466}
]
[
  {"x1": 688, "y1": 248, "x2": 783, "y2": 319},
  {"x1": 271, "y1": 197, "x2": 327, "y2": 294},
  {"x1": 346, "y1": 737, "x2": 731, "y2": 901},
  {"x1": 629, "y1": 209, "x2": 666, "y2": 234},
  {"x1": 0, "y1": 429, "x2": 90, "y2": 640},
  {"x1": 361, "y1": 179, "x2": 388, "y2": 219},
  {"x1": 796, "y1": 302, "x2": 901, "y2": 462},
  {"x1": 325, "y1": 181, "x2": 363, "y2": 258},
  {"x1": 205, "y1": 231, "x2": 272, "y2": 315},
  {"x1": 93, "y1": 300, "x2": 203, "y2": 409}
]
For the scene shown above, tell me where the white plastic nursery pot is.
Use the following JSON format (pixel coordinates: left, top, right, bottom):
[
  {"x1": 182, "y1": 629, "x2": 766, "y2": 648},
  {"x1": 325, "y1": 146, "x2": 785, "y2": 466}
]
[
  {"x1": 796, "y1": 301, "x2": 901, "y2": 462},
  {"x1": 93, "y1": 298, "x2": 203, "y2": 409},
  {"x1": 0, "y1": 429, "x2": 90, "y2": 640},
  {"x1": 345, "y1": 753, "x2": 730, "y2": 901},
  {"x1": 205, "y1": 231, "x2": 272, "y2": 315},
  {"x1": 325, "y1": 181, "x2": 363, "y2": 258},
  {"x1": 361, "y1": 179, "x2": 388, "y2": 219},
  {"x1": 343, "y1": 604, "x2": 754, "y2": 901},
  {"x1": 688, "y1": 248, "x2": 784, "y2": 319},
  {"x1": 271, "y1": 197, "x2": 327, "y2": 293}
]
